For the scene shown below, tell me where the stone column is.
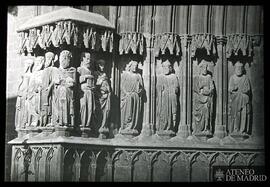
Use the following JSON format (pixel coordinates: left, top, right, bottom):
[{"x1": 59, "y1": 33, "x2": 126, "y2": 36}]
[
  {"x1": 213, "y1": 35, "x2": 227, "y2": 139},
  {"x1": 176, "y1": 35, "x2": 191, "y2": 138},
  {"x1": 140, "y1": 33, "x2": 152, "y2": 137}
]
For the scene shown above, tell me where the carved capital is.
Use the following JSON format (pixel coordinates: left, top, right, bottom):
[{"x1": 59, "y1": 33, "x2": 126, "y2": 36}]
[
  {"x1": 153, "y1": 32, "x2": 181, "y2": 57},
  {"x1": 226, "y1": 34, "x2": 253, "y2": 58},
  {"x1": 190, "y1": 33, "x2": 217, "y2": 57},
  {"x1": 216, "y1": 35, "x2": 227, "y2": 46},
  {"x1": 119, "y1": 32, "x2": 145, "y2": 55}
]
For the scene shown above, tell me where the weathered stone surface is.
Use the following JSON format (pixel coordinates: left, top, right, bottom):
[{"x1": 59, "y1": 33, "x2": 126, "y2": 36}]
[{"x1": 7, "y1": 5, "x2": 264, "y2": 182}]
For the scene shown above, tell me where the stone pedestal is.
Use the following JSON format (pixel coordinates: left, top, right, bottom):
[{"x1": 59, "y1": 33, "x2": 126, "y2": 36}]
[
  {"x1": 176, "y1": 124, "x2": 190, "y2": 138},
  {"x1": 26, "y1": 127, "x2": 41, "y2": 137},
  {"x1": 230, "y1": 132, "x2": 250, "y2": 141},
  {"x1": 80, "y1": 127, "x2": 91, "y2": 138},
  {"x1": 41, "y1": 127, "x2": 55, "y2": 136},
  {"x1": 120, "y1": 129, "x2": 139, "y2": 138},
  {"x1": 16, "y1": 128, "x2": 28, "y2": 138},
  {"x1": 54, "y1": 126, "x2": 70, "y2": 137},
  {"x1": 156, "y1": 130, "x2": 176, "y2": 139},
  {"x1": 98, "y1": 127, "x2": 109, "y2": 139},
  {"x1": 193, "y1": 131, "x2": 213, "y2": 142},
  {"x1": 8, "y1": 136, "x2": 265, "y2": 182},
  {"x1": 214, "y1": 125, "x2": 226, "y2": 139}
]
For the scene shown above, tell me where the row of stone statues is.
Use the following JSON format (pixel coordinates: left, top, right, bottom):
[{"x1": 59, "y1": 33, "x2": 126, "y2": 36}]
[
  {"x1": 15, "y1": 50, "x2": 111, "y2": 138},
  {"x1": 15, "y1": 50, "x2": 251, "y2": 139}
]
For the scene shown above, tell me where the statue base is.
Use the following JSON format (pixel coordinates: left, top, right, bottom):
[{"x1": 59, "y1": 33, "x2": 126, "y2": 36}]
[
  {"x1": 54, "y1": 126, "x2": 71, "y2": 137},
  {"x1": 156, "y1": 130, "x2": 176, "y2": 139},
  {"x1": 98, "y1": 127, "x2": 109, "y2": 139},
  {"x1": 230, "y1": 132, "x2": 250, "y2": 141},
  {"x1": 80, "y1": 127, "x2": 91, "y2": 138},
  {"x1": 41, "y1": 127, "x2": 55, "y2": 136},
  {"x1": 120, "y1": 129, "x2": 139, "y2": 138},
  {"x1": 26, "y1": 127, "x2": 41, "y2": 137},
  {"x1": 214, "y1": 125, "x2": 226, "y2": 139},
  {"x1": 16, "y1": 128, "x2": 28, "y2": 138},
  {"x1": 193, "y1": 131, "x2": 213, "y2": 142},
  {"x1": 176, "y1": 124, "x2": 190, "y2": 138}
]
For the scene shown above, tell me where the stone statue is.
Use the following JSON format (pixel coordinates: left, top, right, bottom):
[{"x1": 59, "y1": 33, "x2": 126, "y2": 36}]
[
  {"x1": 77, "y1": 52, "x2": 96, "y2": 131},
  {"x1": 15, "y1": 57, "x2": 34, "y2": 130},
  {"x1": 228, "y1": 61, "x2": 251, "y2": 137},
  {"x1": 27, "y1": 56, "x2": 45, "y2": 127},
  {"x1": 53, "y1": 50, "x2": 76, "y2": 127},
  {"x1": 95, "y1": 59, "x2": 111, "y2": 138},
  {"x1": 40, "y1": 52, "x2": 58, "y2": 127},
  {"x1": 192, "y1": 60, "x2": 214, "y2": 137},
  {"x1": 156, "y1": 59, "x2": 179, "y2": 137},
  {"x1": 120, "y1": 60, "x2": 144, "y2": 136}
]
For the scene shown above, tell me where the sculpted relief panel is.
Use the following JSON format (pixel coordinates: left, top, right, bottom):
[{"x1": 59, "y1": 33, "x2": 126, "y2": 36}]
[
  {"x1": 14, "y1": 29, "x2": 259, "y2": 143},
  {"x1": 14, "y1": 42, "x2": 255, "y2": 143}
]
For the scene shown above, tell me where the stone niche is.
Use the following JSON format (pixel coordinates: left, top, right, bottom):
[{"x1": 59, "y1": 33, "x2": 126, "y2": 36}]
[{"x1": 9, "y1": 7, "x2": 265, "y2": 182}]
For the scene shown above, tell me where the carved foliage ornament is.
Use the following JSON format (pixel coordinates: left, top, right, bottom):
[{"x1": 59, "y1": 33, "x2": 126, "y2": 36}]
[
  {"x1": 18, "y1": 21, "x2": 114, "y2": 54},
  {"x1": 190, "y1": 34, "x2": 217, "y2": 57},
  {"x1": 226, "y1": 34, "x2": 253, "y2": 58},
  {"x1": 119, "y1": 32, "x2": 145, "y2": 55},
  {"x1": 153, "y1": 33, "x2": 181, "y2": 57}
]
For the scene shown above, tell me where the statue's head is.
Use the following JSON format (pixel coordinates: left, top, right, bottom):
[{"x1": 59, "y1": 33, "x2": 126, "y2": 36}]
[
  {"x1": 81, "y1": 52, "x2": 91, "y2": 69},
  {"x1": 129, "y1": 60, "x2": 138, "y2": 73},
  {"x1": 33, "y1": 56, "x2": 45, "y2": 72},
  {"x1": 59, "y1": 50, "x2": 72, "y2": 69},
  {"x1": 24, "y1": 57, "x2": 34, "y2": 73},
  {"x1": 97, "y1": 59, "x2": 106, "y2": 72},
  {"x1": 45, "y1": 52, "x2": 55, "y2": 68},
  {"x1": 199, "y1": 60, "x2": 208, "y2": 76},
  {"x1": 162, "y1": 59, "x2": 172, "y2": 75},
  {"x1": 235, "y1": 61, "x2": 244, "y2": 76}
]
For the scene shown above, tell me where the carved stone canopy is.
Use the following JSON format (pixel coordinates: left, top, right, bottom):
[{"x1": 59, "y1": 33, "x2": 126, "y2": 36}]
[{"x1": 17, "y1": 7, "x2": 115, "y2": 54}]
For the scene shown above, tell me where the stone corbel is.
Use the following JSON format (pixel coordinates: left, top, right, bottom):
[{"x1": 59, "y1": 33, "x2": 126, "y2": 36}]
[
  {"x1": 226, "y1": 34, "x2": 253, "y2": 58},
  {"x1": 119, "y1": 32, "x2": 145, "y2": 55},
  {"x1": 153, "y1": 33, "x2": 181, "y2": 57},
  {"x1": 190, "y1": 33, "x2": 217, "y2": 57}
]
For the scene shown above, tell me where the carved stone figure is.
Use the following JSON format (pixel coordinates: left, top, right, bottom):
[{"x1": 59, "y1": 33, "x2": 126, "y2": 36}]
[
  {"x1": 120, "y1": 60, "x2": 144, "y2": 136},
  {"x1": 40, "y1": 52, "x2": 58, "y2": 127},
  {"x1": 27, "y1": 56, "x2": 45, "y2": 127},
  {"x1": 15, "y1": 57, "x2": 34, "y2": 130},
  {"x1": 156, "y1": 59, "x2": 179, "y2": 137},
  {"x1": 192, "y1": 60, "x2": 214, "y2": 137},
  {"x1": 95, "y1": 59, "x2": 111, "y2": 138},
  {"x1": 228, "y1": 61, "x2": 251, "y2": 138},
  {"x1": 53, "y1": 50, "x2": 76, "y2": 127},
  {"x1": 77, "y1": 52, "x2": 96, "y2": 131}
]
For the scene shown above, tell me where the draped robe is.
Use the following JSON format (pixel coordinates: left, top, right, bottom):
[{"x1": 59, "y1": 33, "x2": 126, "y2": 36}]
[
  {"x1": 120, "y1": 71, "x2": 143, "y2": 132},
  {"x1": 228, "y1": 74, "x2": 251, "y2": 134},
  {"x1": 193, "y1": 74, "x2": 214, "y2": 134},
  {"x1": 77, "y1": 66, "x2": 96, "y2": 128},
  {"x1": 156, "y1": 74, "x2": 179, "y2": 132}
]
